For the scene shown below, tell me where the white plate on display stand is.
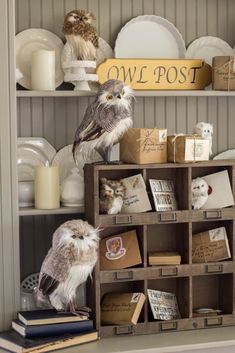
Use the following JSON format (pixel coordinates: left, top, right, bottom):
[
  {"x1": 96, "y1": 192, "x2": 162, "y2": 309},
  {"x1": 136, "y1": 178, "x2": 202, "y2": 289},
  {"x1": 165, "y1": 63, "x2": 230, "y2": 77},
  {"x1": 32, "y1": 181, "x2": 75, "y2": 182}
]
[
  {"x1": 16, "y1": 28, "x2": 64, "y2": 89},
  {"x1": 213, "y1": 149, "x2": 235, "y2": 160},
  {"x1": 114, "y1": 15, "x2": 186, "y2": 59},
  {"x1": 51, "y1": 144, "x2": 102, "y2": 184},
  {"x1": 17, "y1": 137, "x2": 56, "y2": 181},
  {"x1": 186, "y1": 36, "x2": 234, "y2": 66}
]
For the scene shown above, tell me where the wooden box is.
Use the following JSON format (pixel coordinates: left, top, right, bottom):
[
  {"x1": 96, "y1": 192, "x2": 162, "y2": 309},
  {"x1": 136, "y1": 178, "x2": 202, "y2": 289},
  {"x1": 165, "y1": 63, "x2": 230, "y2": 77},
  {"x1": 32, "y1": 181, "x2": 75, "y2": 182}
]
[{"x1": 84, "y1": 161, "x2": 235, "y2": 337}]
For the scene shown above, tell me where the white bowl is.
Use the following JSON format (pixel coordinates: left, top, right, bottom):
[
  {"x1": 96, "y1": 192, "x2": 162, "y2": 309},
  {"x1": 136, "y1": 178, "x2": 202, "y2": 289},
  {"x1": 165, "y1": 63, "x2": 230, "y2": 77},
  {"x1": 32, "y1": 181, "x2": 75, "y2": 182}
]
[{"x1": 18, "y1": 181, "x2": 34, "y2": 207}]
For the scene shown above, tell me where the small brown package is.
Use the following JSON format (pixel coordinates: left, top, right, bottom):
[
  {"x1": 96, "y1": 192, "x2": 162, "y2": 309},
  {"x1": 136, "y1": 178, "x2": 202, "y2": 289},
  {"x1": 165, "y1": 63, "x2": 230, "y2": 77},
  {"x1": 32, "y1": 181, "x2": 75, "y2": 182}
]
[
  {"x1": 212, "y1": 56, "x2": 235, "y2": 91},
  {"x1": 100, "y1": 230, "x2": 142, "y2": 270},
  {"x1": 167, "y1": 135, "x2": 209, "y2": 163},
  {"x1": 192, "y1": 227, "x2": 231, "y2": 263},
  {"x1": 101, "y1": 292, "x2": 146, "y2": 325},
  {"x1": 120, "y1": 128, "x2": 167, "y2": 164}
]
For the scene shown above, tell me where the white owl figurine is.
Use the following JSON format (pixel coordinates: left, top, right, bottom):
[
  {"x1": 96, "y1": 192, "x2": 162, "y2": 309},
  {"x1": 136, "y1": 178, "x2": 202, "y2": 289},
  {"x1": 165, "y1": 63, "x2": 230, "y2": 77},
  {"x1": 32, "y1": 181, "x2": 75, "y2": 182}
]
[
  {"x1": 37, "y1": 219, "x2": 99, "y2": 312},
  {"x1": 194, "y1": 122, "x2": 213, "y2": 156},
  {"x1": 192, "y1": 177, "x2": 209, "y2": 210}
]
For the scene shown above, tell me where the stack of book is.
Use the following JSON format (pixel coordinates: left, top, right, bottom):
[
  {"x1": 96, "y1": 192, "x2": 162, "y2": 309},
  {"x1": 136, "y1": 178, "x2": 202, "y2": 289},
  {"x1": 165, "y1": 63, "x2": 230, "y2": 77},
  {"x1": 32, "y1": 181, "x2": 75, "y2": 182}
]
[{"x1": 0, "y1": 309, "x2": 98, "y2": 353}]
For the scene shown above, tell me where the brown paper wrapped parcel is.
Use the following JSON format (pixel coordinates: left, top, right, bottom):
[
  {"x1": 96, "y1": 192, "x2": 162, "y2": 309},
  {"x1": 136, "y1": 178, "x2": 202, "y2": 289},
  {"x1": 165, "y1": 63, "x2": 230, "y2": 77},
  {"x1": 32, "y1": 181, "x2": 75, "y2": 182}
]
[
  {"x1": 167, "y1": 134, "x2": 209, "y2": 163},
  {"x1": 192, "y1": 227, "x2": 231, "y2": 263},
  {"x1": 100, "y1": 230, "x2": 142, "y2": 270},
  {"x1": 120, "y1": 128, "x2": 167, "y2": 164},
  {"x1": 212, "y1": 56, "x2": 235, "y2": 91}
]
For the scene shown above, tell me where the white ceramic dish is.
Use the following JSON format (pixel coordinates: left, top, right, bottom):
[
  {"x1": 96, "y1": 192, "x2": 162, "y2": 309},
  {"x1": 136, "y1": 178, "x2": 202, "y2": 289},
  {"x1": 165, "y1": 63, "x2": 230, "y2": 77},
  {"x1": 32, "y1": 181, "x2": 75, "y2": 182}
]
[
  {"x1": 186, "y1": 36, "x2": 234, "y2": 66},
  {"x1": 52, "y1": 144, "x2": 102, "y2": 184},
  {"x1": 213, "y1": 149, "x2": 235, "y2": 160},
  {"x1": 16, "y1": 28, "x2": 64, "y2": 89},
  {"x1": 115, "y1": 15, "x2": 186, "y2": 59},
  {"x1": 17, "y1": 138, "x2": 56, "y2": 181}
]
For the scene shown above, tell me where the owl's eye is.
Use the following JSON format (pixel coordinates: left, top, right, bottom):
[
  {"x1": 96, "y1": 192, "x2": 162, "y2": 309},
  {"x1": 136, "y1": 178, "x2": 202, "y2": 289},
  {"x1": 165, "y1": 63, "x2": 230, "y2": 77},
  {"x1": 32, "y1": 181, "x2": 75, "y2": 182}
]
[
  {"x1": 106, "y1": 95, "x2": 113, "y2": 100},
  {"x1": 84, "y1": 17, "x2": 88, "y2": 20},
  {"x1": 72, "y1": 234, "x2": 76, "y2": 239}
]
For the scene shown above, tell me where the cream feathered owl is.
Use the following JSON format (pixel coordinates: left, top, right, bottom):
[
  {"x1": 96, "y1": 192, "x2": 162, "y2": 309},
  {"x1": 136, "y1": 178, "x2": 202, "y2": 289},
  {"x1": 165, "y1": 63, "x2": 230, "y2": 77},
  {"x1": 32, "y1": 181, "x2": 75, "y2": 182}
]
[
  {"x1": 37, "y1": 219, "x2": 99, "y2": 312},
  {"x1": 192, "y1": 177, "x2": 209, "y2": 209},
  {"x1": 72, "y1": 79, "x2": 134, "y2": 163},
  {"x1": 62, "y1": 9, "x2": 99, "y2": 60},
  {"x1": 194, "y1": 122, "x2": 213, "y2": 156}
]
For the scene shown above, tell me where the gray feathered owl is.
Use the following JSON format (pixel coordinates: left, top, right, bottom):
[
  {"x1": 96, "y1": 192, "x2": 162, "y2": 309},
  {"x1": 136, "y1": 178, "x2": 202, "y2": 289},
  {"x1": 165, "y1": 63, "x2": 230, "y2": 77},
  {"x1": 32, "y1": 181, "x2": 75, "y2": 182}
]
[
  {"x1": 37, "y1": 219, "x2": 99, "y2": 313},
  {"x1": 62, "y1": 9, "x2": 99, "y2": 60},
  {"x1": 72, "y1": 79, "x2": 134, "y2": 162}
]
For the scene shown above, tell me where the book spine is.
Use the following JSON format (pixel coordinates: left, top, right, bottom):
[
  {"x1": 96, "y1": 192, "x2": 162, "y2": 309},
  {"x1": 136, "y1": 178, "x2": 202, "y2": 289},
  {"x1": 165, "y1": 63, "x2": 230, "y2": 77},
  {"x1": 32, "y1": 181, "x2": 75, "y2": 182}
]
[{"x1": 24, "y1": 320, "x2": 93, "y2": 338}]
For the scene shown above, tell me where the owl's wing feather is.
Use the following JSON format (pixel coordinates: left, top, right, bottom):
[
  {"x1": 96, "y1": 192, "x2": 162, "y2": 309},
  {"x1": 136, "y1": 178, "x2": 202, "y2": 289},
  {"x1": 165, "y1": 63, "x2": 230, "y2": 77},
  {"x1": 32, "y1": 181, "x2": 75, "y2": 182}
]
[{"x1": 39, "y1": 273, "x2": 59, "y2": 296}]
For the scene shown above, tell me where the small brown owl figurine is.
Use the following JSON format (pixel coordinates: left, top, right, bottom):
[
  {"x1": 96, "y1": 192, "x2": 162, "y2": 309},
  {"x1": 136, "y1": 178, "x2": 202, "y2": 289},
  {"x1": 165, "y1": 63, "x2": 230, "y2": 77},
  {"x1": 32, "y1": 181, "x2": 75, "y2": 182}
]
[
  {"x1": 99, "y1": 177, "x2": 126, "y2": 214},
  {"x1": 37, "y1": 219, "x2": 99, "y2": 313},
  {"x1": 62, "y1": 9, "x2": 99, "y2": 60}
]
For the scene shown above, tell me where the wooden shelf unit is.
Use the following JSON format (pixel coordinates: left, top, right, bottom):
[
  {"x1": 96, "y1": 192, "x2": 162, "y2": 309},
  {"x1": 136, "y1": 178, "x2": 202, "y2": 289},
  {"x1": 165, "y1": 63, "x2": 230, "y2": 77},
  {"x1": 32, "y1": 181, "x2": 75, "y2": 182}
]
[{"x1": 84, "y1": 161, "x2": 235, "y2": 338}]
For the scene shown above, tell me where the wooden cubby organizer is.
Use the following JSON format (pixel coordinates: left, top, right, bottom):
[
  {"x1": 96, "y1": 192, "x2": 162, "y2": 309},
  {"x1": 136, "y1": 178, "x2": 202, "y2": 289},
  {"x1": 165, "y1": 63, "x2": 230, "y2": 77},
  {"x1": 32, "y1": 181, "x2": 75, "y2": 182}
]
[{"x1": 84, "y1": 160, "x2": 235, "y2": 338}]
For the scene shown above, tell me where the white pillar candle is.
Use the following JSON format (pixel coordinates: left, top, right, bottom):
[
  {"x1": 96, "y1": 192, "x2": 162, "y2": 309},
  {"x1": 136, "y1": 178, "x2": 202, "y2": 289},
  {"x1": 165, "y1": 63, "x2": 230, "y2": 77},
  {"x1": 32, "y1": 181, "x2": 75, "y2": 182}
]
[
  {"x1": 31, "y1": 50, "x2": 55, "y2": 90},
  {"x1": 34, "y1": 165, "x2": 60, "y2": 209}
]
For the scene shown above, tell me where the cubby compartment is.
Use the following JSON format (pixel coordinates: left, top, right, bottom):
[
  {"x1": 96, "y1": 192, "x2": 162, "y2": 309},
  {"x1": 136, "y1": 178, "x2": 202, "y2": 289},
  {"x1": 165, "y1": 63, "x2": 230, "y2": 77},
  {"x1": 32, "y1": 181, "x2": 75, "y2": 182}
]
[
  {"x1": 100, "y1": 281, "x2": 146, "y2": 325},
  {"x1": 147, "y1": 277, "x2": 190, "y2": 321},
  {"x1": 192, "y1": 274, "x2": 233, "y2": 316},
  {"x1": 192, "y1": 221, "x2": 234, "y2": 262},
  {"x1": 99, "y1": 225, "x2": 145, "y2": 269},
  {"x1": 146, "y1": 167, "x2": 189, "y2": 210},
  {"x1": 147, "y1": 223, "x2": 190, "y2": 264}
]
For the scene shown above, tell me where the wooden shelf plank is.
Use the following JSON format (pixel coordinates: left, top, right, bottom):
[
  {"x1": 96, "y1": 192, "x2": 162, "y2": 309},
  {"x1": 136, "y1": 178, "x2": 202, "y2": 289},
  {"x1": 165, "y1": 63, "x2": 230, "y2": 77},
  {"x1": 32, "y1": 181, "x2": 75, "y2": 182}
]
[
  {"x1": 19, "y1": 205, "x2": 84, "y2": 216},
  {"x1": 16, "y1": 90, "x2": 235, "y2": 98}
]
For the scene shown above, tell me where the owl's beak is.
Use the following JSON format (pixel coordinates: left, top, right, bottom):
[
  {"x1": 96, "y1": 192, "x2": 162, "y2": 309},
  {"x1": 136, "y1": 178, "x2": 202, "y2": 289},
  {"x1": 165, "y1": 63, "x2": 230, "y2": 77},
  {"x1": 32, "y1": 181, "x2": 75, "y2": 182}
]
[{"x1": 117, "y1": 94, "x2": 121, "y2": 99}]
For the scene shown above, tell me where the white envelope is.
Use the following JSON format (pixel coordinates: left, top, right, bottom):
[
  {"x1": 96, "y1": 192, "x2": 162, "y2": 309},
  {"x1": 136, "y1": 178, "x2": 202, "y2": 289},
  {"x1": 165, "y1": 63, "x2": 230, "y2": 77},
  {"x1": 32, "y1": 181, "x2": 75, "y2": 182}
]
[
  {"x1": 121, "y1": 174, "x2": 152, "y2": 213},
  {"x1": 202, "y1": 170, "x2": 234, "y2": 209}
]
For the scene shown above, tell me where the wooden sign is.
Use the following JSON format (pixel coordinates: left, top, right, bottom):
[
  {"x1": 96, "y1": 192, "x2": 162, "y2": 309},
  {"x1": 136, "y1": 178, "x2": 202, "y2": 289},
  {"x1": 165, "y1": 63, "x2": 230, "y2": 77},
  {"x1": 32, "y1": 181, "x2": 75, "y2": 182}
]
[{"x1": 97, "y1": 59, "x2": 212, "y2": 90}]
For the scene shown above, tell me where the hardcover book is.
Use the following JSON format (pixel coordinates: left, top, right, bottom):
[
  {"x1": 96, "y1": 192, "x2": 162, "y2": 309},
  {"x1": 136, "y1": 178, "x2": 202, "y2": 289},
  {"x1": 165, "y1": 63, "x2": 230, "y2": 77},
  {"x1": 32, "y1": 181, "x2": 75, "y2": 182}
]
[
  {"x1": 148, "y1": 252, "x2": 181, "y2": 266},
  {"x1": 101, "y1": 292, "x2": 146, "y2": 325},
  {"x1": 147, "y1": 289, "x2": 181, "y2": 321},
  {"x1": 149, "y1": 179, "x2": 178, "y2": 212},
  {"x1": 0, "y1": 330, "x2": 98, "y2": 353},
  {"x1": 12, "y1": 319, "x2": 93, "y2": 338},
  {"x1": 18, "y1": 309, "x2": 87, "y2": 326}
]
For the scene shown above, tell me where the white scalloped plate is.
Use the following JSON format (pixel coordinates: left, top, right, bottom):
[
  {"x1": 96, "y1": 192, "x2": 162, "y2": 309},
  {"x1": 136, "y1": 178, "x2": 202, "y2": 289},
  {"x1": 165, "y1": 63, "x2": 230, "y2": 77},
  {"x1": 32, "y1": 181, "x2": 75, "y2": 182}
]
[
  {"x1": 17, "y1": 138, "x2": 56, "y2": 181},
  {"x1": 186, "y1": 36, "x2": 234, "y2": 66},
  {"x1": 115, "y1": 15, "x2": 186, "y2": 59},
  {"x1": 213, "y1": 149, "x2": 235, "y2": 160},
  {"x1": 16, "y1": 28, "x2": 64, "y2": 89},
  {"x1": 52, "y1": 144, "x2": 102, "y2": 184}
]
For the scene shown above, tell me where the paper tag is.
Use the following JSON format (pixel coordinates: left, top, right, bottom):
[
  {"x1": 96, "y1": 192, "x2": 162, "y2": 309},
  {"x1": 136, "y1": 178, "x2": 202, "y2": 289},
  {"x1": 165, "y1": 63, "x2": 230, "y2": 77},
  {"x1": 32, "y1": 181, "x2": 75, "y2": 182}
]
[
  {"x1": 209, "y1": 227, "x2": 225, "y2": 242},
  {"x1": 185, "y1": 139, "x2": 209, "y2": 161},
  {"x1": 159, "y1": 129, "x2": 167, "y2": 143},
  {"x1": 131, "y1": 293, "x2": 141, "y2": 303}
]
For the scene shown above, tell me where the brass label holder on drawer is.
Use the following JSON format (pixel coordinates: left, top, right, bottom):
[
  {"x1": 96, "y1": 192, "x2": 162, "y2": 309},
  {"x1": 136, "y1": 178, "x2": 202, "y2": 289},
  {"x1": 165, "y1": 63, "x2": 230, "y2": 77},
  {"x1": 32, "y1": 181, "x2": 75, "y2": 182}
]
[
  {"x1": 114, "y1": 326, "x2": 133, "y2": 335},
  {"x1": 159, "y1": 212, "x2": 177, "y2": 222},
  {"x1": 206, "y1": 264, "x2": 223, "y2": 273},
  {"x1": 161, "y1": 267, "x2": 178, "y2": 277},
  {"x1": 204, "y1": 210, "x2": 222, "y2": 219},
  {"x1": 115, "y1": 215, "x2": 132, "y2": 225},
  {"x1": 160, "y1": 322, "x2": 178, "y2": 331},
  {"x1": 114, "y1": 271, "x2": 133, "y2": 281},
  {"x1": 205, "y1": 317, "x2": 222, "y2": 327}
]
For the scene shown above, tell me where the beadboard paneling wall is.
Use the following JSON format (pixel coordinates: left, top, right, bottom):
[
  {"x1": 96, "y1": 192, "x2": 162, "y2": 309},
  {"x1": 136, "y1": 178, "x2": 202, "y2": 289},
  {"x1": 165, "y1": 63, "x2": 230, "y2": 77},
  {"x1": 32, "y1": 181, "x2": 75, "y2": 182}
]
[{"x1": 16, "y1": 0, "x2": 235, "y2": 289}]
